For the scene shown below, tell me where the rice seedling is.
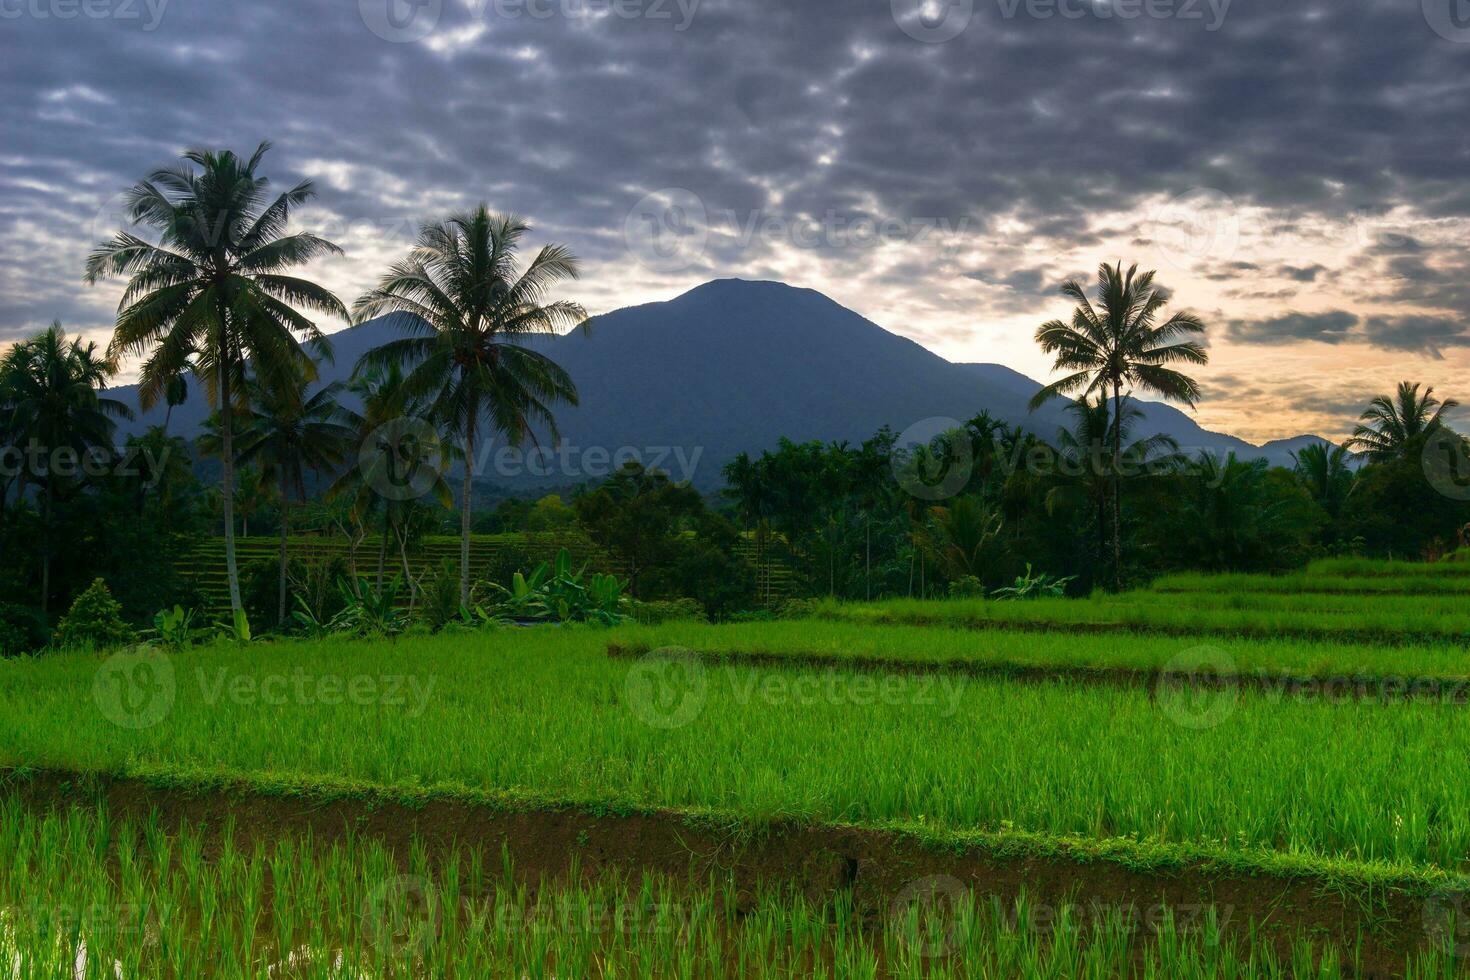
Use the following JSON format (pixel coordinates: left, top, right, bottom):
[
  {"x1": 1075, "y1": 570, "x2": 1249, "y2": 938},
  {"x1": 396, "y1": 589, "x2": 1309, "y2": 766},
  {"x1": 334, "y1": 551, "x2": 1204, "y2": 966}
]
[
  {"x1": 3, "y1": 630, "x2": 1470, "y2": 869},
  {"x1": 0, "y1": 802, "x2": 1459, "y2": 979}
]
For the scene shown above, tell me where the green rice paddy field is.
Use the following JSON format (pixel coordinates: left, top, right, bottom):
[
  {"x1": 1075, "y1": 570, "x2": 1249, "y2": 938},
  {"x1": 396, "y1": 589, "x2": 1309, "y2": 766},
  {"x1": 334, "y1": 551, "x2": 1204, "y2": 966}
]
[{"x1": 3, "y1": 557, "x2": 1470, "y2": 976}]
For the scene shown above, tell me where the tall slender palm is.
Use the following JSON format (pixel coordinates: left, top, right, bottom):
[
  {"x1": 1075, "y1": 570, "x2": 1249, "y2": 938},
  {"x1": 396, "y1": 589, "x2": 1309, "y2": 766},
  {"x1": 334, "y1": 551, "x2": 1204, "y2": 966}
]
[
  {"x1": 1291, "y1": 442, "x2": 1355, "y2": 517},
  {"x1": 85, "y1": 142, "x2": 347, "y2": 615},
  {"x1": 1028, "y1": 262, "x2": 1208, "y2": 590},
  {"x1": 0, "y1": 323, "x2": 133, "y2": 611},
  {"x1": 1347, "y1": 381, "x2": 1458, "y2": 463},
  {"x1": 236, "y1": 375, "x2": 355, "y2": 625},
  {"x1": 354, "y1": 207, "x2": 586, "y2": 605}
]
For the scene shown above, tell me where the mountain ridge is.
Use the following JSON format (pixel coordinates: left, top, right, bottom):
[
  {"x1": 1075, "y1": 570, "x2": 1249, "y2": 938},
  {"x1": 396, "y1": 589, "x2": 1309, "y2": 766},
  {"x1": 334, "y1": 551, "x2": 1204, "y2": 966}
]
[{"x1": 112, "y1": 278, "x2": 1329, "y2": 488}]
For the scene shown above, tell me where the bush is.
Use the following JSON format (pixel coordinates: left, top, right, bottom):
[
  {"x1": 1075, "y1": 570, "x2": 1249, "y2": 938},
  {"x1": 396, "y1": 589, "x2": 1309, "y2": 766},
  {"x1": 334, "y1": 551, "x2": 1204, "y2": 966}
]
[
  {"x1": 947, "y1": 575, "x2": 986, "y2": 599},
  {"x1": 626, "y1": 597, "x2": 707, "y2": 624},
  {"x1": 418, "y1": 558, "x2": 462, "y2": 632},
  {"x1": 777, "y1": 597, "x2": 822, "y2": 619},
  {"x1": 243, "y1": 555, "x2": 350, "y2": 629},
  {"x1": 54, "y1": 579, "x2": 137, "y2": 651},
  {"x1": 0, "y1": 604, "x2": 49, "y2": 657}
]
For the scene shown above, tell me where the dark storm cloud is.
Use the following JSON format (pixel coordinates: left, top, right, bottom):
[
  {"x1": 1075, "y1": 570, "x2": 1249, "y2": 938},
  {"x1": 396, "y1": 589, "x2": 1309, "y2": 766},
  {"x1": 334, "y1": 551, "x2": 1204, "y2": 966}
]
[
  {"x1": 1361, "y1": 314, "x2": 1470, "y2": 358},
  {"x1": 3, "y1": 0, "x2": 1470, "y2": 341},
  {"x1": 1226, "y1": 310, "x2": 1360, "y2": 346}
]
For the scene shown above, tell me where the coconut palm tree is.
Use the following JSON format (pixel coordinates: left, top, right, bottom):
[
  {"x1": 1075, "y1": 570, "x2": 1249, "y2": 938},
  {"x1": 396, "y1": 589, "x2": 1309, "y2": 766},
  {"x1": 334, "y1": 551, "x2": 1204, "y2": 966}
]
[
  {"x1": 354, "y1": 207, "x2": 586, "y2": 605},
  {"x1": 1028, "y1": 262, "x2": 1208, "y2": 590},
  {"x1": 0, "y1": 323, "x2": 133, "y2": 611},
  {"x1": 1291, "y1": 442, "x2": 1355, "y2": 517},
  {"x1": 235, "y1": 374, "x2": 355, "y2": 625},
  {"x1": 85, "y1": 141, "x2": 347, "y2": 615},
  {"x1": 1347, "y1": 381, "x2": 1459, "y2": 463}
]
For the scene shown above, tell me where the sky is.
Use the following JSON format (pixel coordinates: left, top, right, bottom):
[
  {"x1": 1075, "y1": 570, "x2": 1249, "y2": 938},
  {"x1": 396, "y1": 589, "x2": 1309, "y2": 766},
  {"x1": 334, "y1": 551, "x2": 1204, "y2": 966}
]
[{"x1": 2, "y1": 0, "x2": 1469, "y2": 443}]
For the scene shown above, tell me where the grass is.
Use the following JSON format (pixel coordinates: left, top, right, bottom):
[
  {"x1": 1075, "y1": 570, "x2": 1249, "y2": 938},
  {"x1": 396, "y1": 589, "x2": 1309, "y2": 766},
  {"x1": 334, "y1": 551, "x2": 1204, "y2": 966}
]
[
  {"x1": 5, "y1": 630, "x2": 1470, "y2": 871},
  {"x1": 811, "y1": 593, "x2": 1470, "y2": 643},
  {"x1": 1150, "y1": 571, "x2": 1470, "y2": 596},
  {"x1": 613, "y1": 620, "x2": 1470, "y2": 681},
  {"x1": 2, "y1": 801, "x2": 1452, "y2": 979}
]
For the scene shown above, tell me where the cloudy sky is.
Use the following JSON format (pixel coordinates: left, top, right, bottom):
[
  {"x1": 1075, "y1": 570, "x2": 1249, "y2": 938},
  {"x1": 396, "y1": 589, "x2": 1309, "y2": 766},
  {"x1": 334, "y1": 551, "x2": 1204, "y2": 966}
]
[{"x1": 3, "y1": 0, "x2": 1469, "y2": 442}]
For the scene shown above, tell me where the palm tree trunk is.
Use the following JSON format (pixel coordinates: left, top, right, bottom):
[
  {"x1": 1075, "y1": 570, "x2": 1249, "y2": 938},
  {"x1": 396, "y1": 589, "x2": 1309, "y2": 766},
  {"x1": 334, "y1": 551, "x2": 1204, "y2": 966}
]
[
  {"x1": 460, "y1": 418, "x2": 475, "y2": 608},
  {"x1": 277, "y1": 473, "x2": 290, "y2": 627},
  {"x1": 219, "y1": 356, "x2": 243, "y2": 616},
  {"x1": 377, "y1": 506, "x2": 390, "y2": 592},
  {"x1": 39, "y1": 479, "x2": 51, "y2": 615},
  {"x1": 1111, "y1": 379, "x2": 1123, "y2": 593}
]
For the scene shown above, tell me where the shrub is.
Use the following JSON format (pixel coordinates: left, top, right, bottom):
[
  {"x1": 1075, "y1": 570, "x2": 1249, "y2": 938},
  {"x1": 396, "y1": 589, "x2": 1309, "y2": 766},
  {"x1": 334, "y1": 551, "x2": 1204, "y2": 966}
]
[
  {"x1": 626, "y1": 597, "x2": 707, "y2": 624},
  {"x1": 777, "y1": 597, "x2": 822, "y2": 619},
  {"x1": 0, "y1": 604, "x2": 48, "y2": 657},
  {"x1": 947, "y1": 575, "x2": 986, "y2": 599},
  {"x1": 418, "y1": 558, "x2": 462, "y2": 632},
  {"x1": 54, "y1": 579, "x2": 137, "y2": 651}
]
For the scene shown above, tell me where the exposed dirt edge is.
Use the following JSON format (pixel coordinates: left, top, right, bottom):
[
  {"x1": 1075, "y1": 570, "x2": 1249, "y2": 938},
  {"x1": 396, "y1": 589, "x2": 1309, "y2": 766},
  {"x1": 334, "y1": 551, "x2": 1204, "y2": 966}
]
[
  {"x1": 813, "y1": 612, "x2": 1470, "y2": 648},
  {"x1": 608, "y1": 642, "x2": 1470, "y2": 702},
  {"x1": 0, "y1": 767, "x2": 1451, "y2": 976}
]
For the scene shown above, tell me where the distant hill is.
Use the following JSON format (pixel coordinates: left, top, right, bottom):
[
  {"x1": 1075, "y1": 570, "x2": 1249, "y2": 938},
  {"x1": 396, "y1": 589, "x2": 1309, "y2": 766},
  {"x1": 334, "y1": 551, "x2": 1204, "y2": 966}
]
[{"x1": 112, "y1": 278, "x2": 1331, "y2": 490}]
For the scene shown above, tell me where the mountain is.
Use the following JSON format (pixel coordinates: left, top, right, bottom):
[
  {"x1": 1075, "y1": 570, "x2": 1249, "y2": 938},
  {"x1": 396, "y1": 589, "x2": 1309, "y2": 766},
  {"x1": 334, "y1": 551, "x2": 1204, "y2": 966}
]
[{"x1": 111, "y1": 278, "x2": 1327, "y2": 490}]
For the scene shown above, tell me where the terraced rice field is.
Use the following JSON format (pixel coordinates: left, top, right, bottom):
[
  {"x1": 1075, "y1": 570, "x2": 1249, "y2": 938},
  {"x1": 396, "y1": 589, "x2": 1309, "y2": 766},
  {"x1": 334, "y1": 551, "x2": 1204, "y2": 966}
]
[{"x1": 3, "y1": 557, "x2": 1469, "y2": 976}]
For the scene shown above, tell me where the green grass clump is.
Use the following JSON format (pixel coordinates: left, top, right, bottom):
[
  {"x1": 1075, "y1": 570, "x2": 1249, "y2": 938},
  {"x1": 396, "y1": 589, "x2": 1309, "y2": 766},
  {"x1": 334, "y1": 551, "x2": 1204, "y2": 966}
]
[
  {"x1": 5, "y1": 630, "x2": 1470, "y2": 870},
  {"x1": 0, "y1": 801, "x2": 1456, "y2": 978}
]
